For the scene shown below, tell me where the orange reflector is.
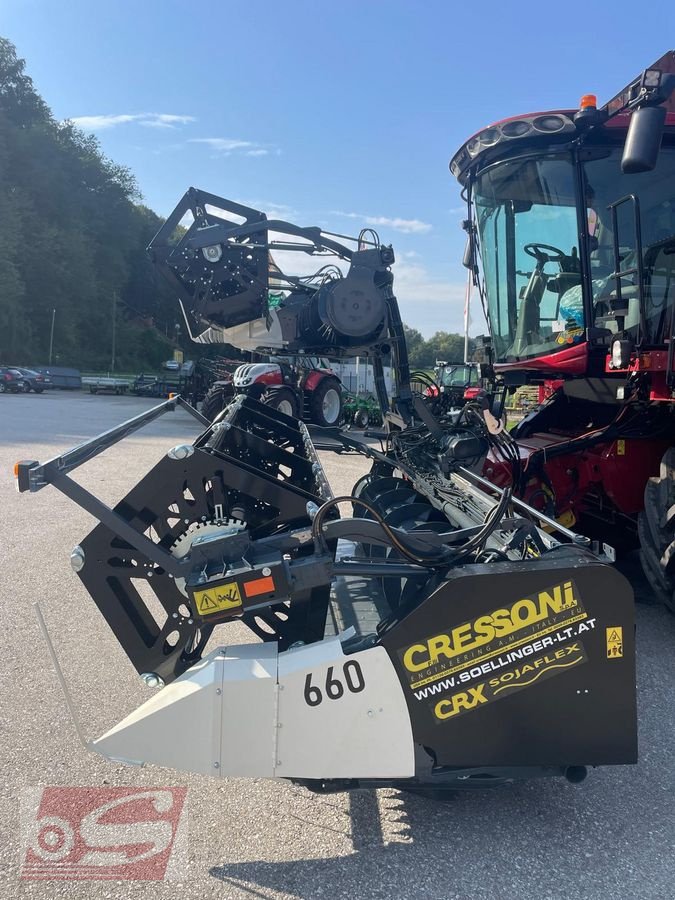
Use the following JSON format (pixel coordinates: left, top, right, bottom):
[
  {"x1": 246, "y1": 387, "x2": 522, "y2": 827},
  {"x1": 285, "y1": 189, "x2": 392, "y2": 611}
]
[
  {"x1": 243, "y1": 576, "x2": 275, "y2": 598},
  {"x1": 13, "y1": 462, "x2": 19, "y2": 477},
  {"x1": 579, "y1": 93, "x2": 597, "y2": 109}
]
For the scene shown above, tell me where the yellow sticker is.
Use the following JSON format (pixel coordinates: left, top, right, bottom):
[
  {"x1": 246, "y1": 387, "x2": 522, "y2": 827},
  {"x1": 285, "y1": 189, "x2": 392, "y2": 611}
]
[
  {"x1": 194, "y1": 581, "x2": 242, "y2": 617},
  {"x1": 616, "y1": 439, "x2": 626, "y2": 456},
  {"x1": 556, "y1": 508, "x2": 577, "y2": 529},
  {"x1": 606, "y1": 626, "x2": 623, "y2": 659}
]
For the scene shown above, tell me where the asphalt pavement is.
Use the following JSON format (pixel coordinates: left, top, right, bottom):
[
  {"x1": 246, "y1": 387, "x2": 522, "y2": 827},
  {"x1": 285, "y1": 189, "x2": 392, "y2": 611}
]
[{"x1": 1, "y1": 391, "x2": 674, "y2": 900}]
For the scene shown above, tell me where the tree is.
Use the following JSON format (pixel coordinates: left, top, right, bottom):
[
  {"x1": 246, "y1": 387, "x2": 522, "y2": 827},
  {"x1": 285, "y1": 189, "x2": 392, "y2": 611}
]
[
  {"x1": 0, "y1": 36, "x2": 179, "y2": 370},
  {"x1": 403, "y1": 324, "x2": 425, "y2": 368},
  {"x1": 400, "y1": 325, "x2": 475, "y2": 370}
]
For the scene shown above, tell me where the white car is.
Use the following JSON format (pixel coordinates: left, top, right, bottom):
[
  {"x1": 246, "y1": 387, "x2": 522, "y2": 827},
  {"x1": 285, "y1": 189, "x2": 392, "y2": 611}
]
[{"x1": 164, "y1": 360, "x2": 180, "y2": 371}]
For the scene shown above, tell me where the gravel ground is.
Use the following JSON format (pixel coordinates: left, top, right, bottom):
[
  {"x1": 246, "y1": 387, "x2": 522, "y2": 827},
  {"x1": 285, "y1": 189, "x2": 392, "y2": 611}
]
[{"x1": 1, "y1": 392, "x2": 674, "y2": 900}]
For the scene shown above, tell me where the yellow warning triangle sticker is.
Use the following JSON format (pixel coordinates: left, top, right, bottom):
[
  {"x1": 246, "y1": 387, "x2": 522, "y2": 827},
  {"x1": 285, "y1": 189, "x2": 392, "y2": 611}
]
[
  {"x1": 608, "y1": 629, "x2": 621, "y2": 642},
  {"x1": 198, "y1": 593, "x2": 218, "y2": 611}
]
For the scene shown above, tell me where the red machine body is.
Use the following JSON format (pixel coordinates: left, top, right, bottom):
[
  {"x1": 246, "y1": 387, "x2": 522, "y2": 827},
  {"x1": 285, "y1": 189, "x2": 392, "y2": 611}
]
[
  {"x1": 451, "y1": 52, "x2": 675, "y2": 602},
  {"x1": 486, "y1": 426, "x2": 670, "y2": 521}
]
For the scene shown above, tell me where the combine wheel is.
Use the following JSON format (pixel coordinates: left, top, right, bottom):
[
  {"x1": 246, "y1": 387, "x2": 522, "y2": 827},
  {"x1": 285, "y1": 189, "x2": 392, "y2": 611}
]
[
  {"x1": 201, "y1": 382, "x2": 233, "y2": 422},
  {"x1": 638, "y1": 447, "x2": 675, "y2": 612}
]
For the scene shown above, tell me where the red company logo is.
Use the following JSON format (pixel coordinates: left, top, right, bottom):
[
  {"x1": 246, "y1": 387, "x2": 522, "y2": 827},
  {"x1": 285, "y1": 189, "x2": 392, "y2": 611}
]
[{"x1": 20, "y1": 787, "x2": 187, "y2": 881}]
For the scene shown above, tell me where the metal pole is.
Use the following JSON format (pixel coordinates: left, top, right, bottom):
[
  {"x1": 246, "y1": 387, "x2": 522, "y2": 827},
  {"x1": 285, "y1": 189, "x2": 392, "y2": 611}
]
[
  {"x1": 48, "y1": 308, "x2": 56, "y2": 365},
  {"x1": 111, "y1": 292, "x2": 117, "y2": 373},
  {"x1": 463, "y1": 270, "x2": 471, "y2": 363}
]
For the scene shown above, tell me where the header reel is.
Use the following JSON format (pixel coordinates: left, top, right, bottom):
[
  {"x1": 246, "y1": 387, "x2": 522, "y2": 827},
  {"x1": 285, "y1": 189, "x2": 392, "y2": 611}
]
[{"x1": 148, "y1": 189, "x2": 394, "y2": 356}]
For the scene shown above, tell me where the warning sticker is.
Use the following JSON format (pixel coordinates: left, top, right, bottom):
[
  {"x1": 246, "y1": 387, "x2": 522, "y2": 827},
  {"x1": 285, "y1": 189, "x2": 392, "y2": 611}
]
[
  {"x1": 606, "y1": 626, "x2": 623, "y2": 658},
  {"x1": 193, "y1": 581, "x2": 242, "y2": 617}
]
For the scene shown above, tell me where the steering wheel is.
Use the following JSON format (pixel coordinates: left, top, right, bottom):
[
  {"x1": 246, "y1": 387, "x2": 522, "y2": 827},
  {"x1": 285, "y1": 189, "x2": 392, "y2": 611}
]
[{"x1": 523, "y1": 243, "x2": 567, "y2": 263}]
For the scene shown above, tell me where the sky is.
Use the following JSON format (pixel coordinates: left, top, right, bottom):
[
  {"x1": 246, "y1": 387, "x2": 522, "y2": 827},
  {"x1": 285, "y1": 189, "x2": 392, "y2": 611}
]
[{"x1": 2, "y1": 0, "x2": 674, "y2": 336}]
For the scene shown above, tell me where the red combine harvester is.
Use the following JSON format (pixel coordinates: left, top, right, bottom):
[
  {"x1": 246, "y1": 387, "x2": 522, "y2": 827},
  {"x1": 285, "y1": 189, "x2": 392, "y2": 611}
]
[{"x1": 451, "y1": 52, "x2": 675, "y2": 608}]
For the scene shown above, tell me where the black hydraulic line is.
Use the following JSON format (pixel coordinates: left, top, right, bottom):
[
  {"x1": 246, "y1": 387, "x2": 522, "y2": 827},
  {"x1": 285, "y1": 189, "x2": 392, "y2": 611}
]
[
  {"x1": 312, "y1": 495, "x2": 454, "y2": 565},
  {"x1": 459, "y1": 466, "x2": 588, "y2": 545},
  {"x1": 441, "y1": 483, "x2": 513, "y2": 561},
  {"x1": 185, "y1": 219, "x2": 354, "y2": 262},
  {"x1": 321, "y1": 516, "x2": 484, "y2": 550},
  {"x1": 523, "y1": 408, "x2": 659, "y2": 467}
]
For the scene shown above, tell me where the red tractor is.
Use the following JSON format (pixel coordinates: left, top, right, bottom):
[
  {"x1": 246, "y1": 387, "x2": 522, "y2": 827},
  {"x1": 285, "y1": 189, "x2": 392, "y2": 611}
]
[
  {"x1": 451, "y1": 51, "x2": 675, "y2": 608},
  {"x1": 200, "y1": 355, "x2": 343, "y2": 427}
]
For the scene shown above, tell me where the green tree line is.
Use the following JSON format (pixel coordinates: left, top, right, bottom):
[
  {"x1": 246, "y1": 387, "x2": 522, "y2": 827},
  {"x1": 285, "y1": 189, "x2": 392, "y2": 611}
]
[
  {"x1": 0, "y1": 36, "x2": 181, "y2": 371},
  {"x1": 0, "y1": 36, "x2": 471, "y2": 374},
  {"x1": 403, "y1": 324, "x2": 475, "y2": 369}
]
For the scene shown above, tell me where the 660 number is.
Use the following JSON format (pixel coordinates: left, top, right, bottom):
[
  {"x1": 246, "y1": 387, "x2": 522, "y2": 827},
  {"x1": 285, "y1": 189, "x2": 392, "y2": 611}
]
[{"x1": 303, "y1": 661, "x2": 366, "y2": 707}]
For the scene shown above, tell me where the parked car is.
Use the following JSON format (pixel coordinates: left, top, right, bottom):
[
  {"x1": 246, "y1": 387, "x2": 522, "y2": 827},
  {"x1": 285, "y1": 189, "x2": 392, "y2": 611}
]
[
  {"x1": 0, "y1": 367, "x2": 25, "y2": 393},
  {"x1": 13, "y1": 367, "x2": 51, "y2": 393}
]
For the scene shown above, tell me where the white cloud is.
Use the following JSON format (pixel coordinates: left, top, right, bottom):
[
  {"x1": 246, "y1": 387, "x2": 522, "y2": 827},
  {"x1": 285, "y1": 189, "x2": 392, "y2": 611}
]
[
  {"x1": 69, "y1": 113, "x2": 195, "y2": 130},
  {"x1": 189, "y1": 138, "x2": 254, "y2": 151},
  {"x1": 235, "y1": 199, "x2": 298, "y2": 219},
  {"x1": 141, "y1": 114, "x2": 196, "y2": 128},
  {"x1": 393, "y1": 260, "x2": 485, "y2": 336},
  {"x1": 189, "y1": 138, "x2": 277, "y2": 156},
  {"x1": 333, "y1": 210, "x2": 432, "y2": 234}
]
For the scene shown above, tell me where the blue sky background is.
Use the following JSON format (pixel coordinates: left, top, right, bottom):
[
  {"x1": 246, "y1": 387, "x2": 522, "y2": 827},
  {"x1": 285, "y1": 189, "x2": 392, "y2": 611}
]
[{"x1": 2, "y1": 0, "x2": 674, "y2": 335}]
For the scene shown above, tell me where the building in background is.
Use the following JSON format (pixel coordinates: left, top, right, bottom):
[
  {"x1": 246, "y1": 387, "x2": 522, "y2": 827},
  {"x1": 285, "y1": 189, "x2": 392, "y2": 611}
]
[{"x1": 331, "y1": 358, "x2": 393, "y2": 395}]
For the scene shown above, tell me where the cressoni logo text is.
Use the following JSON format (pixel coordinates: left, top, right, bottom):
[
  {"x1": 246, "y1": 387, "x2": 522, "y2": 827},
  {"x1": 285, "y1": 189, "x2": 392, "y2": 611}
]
[{"x1": 403, "y1": 581, "x2": 578, "y2": 673}]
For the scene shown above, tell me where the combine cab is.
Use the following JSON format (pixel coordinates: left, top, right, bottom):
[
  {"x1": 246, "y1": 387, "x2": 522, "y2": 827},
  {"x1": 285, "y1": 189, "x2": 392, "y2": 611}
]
[{"x1": 452, "y1": 51, "x2": 675, "y2": 603}]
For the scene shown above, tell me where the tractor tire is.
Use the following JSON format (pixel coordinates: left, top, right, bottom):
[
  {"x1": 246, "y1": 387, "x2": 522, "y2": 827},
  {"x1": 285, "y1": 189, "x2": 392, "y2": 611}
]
[
  {"x1": 201, "y1": 382, "x2": 234, "y2": 422},
  {"x1": 264, "y1": 387, "x2": 300, "y2": 419},
  {"x1": 309, "y1": 378, "x2": 342, "y2": 427},
  {"x1": 638, "y1": 446, "x2": 675, "y2": 613}
]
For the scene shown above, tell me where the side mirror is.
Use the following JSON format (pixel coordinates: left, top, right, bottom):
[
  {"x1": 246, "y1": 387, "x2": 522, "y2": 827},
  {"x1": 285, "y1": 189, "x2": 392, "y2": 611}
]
[{"x1": 622, "y1": 105, "x2": 666, "y2": 173}]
